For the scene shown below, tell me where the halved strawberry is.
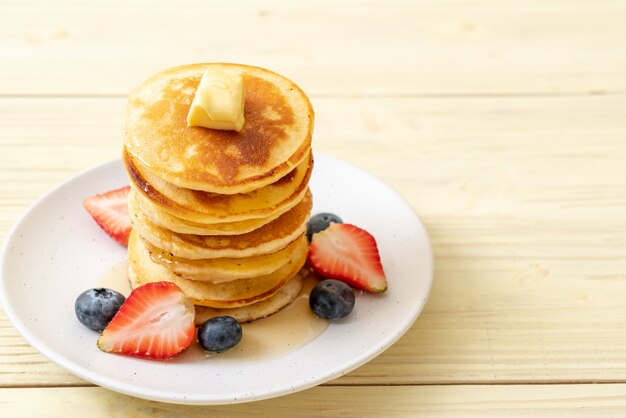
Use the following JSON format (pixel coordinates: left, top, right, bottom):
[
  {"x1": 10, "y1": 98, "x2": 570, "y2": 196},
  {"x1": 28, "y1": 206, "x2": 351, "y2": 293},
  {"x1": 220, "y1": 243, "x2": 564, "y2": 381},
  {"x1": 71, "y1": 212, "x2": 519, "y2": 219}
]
[
  {"x1": 83, "y1": 186, "x2": 131, "y2": 246},
  {"x1": 97, "y1": 282, "x2": 195, "y2": 360},
  {"x1": 308, "y1": 223, "x2": 387, "y2": 293}
]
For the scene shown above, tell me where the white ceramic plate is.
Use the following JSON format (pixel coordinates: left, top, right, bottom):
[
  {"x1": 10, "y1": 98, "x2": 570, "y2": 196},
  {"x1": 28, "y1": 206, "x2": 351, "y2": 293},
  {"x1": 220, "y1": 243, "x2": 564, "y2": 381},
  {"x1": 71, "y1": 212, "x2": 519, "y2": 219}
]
[{"x1": 0, "y1": 153, "x2": 433, "y2": 405}]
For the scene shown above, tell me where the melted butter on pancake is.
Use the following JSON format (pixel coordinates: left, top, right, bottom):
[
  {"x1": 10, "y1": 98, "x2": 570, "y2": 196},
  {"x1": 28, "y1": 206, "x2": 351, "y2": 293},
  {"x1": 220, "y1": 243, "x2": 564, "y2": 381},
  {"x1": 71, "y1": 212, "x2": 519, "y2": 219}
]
[{"x1": 125, "y1": 64, "x2": 312, "y2": 194}]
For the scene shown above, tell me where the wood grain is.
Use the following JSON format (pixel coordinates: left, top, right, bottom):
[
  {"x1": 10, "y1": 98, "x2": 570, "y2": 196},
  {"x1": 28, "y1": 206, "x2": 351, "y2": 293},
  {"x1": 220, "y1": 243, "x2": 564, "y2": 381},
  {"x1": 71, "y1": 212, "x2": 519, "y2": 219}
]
[
  {"x1": 1, "y1": 94, "x2": 625, "y2": 387},
  {"x1": 0, "y1": 0, "x2": 625, "y2": 96},
  {"x1": 2, "y1": 0, "x2": 626, "y2": 413},
  {"x1": 2, "y1": 385, "x2": 626, "y2": 417}
]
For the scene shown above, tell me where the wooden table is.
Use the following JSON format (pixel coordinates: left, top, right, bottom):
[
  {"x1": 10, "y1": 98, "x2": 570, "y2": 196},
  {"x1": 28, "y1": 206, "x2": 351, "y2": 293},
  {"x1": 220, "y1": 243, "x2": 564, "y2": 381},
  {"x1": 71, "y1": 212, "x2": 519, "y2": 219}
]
[{"x1": 2, "y1": 1, "x2": 626, "y2": 416}]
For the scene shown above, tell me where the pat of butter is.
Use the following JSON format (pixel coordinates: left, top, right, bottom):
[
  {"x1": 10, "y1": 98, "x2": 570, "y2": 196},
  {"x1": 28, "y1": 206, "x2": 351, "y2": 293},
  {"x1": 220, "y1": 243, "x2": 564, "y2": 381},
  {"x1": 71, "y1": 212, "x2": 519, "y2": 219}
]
[{"x1": 187, "y1": 68, "x2": 245, "y2": 131}]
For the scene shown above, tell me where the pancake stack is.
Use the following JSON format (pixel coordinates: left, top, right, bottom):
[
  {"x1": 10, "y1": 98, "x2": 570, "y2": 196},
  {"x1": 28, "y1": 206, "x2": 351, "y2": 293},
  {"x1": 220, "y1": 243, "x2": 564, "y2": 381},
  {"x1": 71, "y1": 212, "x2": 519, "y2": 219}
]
[{"x1": 123, "y1": 64, "x2": 314, "y2": 325}]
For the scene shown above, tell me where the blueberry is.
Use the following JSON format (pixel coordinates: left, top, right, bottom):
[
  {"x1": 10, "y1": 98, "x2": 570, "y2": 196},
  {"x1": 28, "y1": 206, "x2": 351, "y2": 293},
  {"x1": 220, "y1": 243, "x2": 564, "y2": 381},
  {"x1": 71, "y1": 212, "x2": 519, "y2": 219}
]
[
  {"x1": 309, "y1": 279, "x2": 355, "y2": 320},
  {"x1": 75, "y1": 288, "x2": 125, "y2": 332},
  {"x1": 306, "y1": 212, "x2": 343, "y2": 241},
  {"x1": 198, "y1": 316, "x2": 242, "y2": 353}
]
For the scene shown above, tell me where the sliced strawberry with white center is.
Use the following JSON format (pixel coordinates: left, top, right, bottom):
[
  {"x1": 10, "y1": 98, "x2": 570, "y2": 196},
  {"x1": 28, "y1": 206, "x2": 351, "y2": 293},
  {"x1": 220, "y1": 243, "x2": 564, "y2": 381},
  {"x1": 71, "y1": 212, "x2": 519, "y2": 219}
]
[
  {"x1": 97, "y1": 282, "x2": 195, "y2": 360},
  {"x1": 83, "y1": 185, "x2": 131, "y2": 246},
  {"x1": 308, "y1": 223, "x2": 387, "y2": 293}
]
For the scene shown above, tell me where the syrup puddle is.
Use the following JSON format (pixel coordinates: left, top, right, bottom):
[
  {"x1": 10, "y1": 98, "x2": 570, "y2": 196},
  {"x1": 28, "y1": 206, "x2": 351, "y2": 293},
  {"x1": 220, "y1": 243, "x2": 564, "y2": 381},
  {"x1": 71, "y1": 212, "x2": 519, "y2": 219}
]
[
  {"x1": 96, "y1": 260, "x2": 328, "y2": 362},
  {"x1": 96, "y1": 259, "x2": 131, "y2": 296},
  {"x1": 221, "y1": 276, "x2": 328, "y2": 361}
]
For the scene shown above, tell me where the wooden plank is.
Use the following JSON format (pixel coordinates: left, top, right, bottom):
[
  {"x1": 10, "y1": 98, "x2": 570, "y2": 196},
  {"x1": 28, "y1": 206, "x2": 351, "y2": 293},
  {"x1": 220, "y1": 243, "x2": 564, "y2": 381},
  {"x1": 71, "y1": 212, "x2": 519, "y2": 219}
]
[
  {"x1": 3, "y1": 385, "x2": 626, "y2": 417},
  {"x1": 0, "y1": 0, "x2": 625, "y2": 96},
  {"x1": 1, "y1": 95, "x2": 625, "y2": 216},
  {"x1": 1, "y1": 94, "x2": 626, "y2": 387}
]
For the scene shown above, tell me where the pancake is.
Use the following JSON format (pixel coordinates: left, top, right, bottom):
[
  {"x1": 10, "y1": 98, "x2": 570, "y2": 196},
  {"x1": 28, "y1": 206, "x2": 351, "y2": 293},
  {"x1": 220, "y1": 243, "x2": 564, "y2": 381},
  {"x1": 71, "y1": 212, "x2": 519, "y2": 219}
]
[
  {"x1": 128, "y1": 265, "x2": 306, "y2": 325},
  {"x1": 193, "y1": 269, "x2": 305, "y2": 325},
  {"x1": 145, "y1": 234, "x2": 307, "y2": 283},
  {"x1": 128, "y1": 230, "x2": 308, "y2": 309},
  {"x1": 124, "y1": 63, "x2": 314, "y2": 194},
  {"x1": 130, "y1": 189, "x2": 312, "y2": 260},
  {"x1": 124, "y1": 149, "x2": 312, "y2": 224},
  {"x1": 130, "y1": 188, "x2": 285, "y2": 236}
]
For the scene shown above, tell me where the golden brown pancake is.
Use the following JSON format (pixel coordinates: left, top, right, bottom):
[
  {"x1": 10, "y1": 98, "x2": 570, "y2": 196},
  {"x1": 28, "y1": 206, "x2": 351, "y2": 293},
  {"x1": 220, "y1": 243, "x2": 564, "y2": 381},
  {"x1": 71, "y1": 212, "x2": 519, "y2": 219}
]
[
  {"x1": 144, "y1": 234, "x2": 306, "y2": 283},
  {"x1": 193, "y1": 270, "x2": 306, "y2": 325},
  {"x1": 124, "y1": 149, "x2": 312, "y2": 224},
  {"x1": 127, "y1": 264, "x2": 307, "y2": 325},
  {"x1": 129, "y1": 189, "x2": 285, "y2": 236},
  {"x1": 128, "y1": 230, "x2": 308, "y2": 309},
  {"x1": 124, "y1": 63, "x2": 314, "y2": 194},
  {"x1": 130, "y1": 189, "x2": 312, "y2": 260}
]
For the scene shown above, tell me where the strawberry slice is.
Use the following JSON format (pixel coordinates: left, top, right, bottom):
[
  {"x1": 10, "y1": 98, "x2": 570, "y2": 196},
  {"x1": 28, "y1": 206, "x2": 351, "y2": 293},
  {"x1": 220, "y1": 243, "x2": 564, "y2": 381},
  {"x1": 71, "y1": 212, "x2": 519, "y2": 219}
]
[
  {"x1": 83, "y1": 186, "x2": 131, "y2": 246},
  {"x1": 97, "y1": 282, "x2": 195, "y2": 360},
  {"x1": 308, "y1": 223, "x2": 387, "y2": 293}
]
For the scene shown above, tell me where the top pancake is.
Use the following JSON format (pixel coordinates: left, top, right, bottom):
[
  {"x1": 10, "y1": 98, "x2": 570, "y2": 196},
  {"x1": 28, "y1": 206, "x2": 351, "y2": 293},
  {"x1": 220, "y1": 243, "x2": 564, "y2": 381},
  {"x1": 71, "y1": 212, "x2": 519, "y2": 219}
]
[{"x1": 124, "y1": 63, "x2": 314, "y2": 194}]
